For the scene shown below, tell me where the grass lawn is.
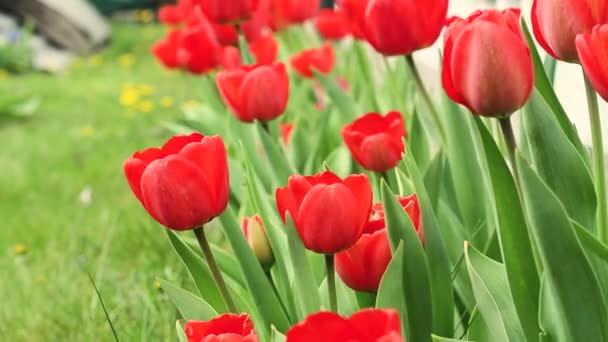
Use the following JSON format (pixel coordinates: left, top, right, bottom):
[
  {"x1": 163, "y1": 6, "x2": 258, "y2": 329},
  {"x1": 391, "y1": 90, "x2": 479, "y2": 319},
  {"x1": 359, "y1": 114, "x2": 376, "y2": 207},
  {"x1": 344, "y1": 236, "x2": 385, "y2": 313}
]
[{"x1": 0, "y1": 22, "x2": 204, "y2": 340}]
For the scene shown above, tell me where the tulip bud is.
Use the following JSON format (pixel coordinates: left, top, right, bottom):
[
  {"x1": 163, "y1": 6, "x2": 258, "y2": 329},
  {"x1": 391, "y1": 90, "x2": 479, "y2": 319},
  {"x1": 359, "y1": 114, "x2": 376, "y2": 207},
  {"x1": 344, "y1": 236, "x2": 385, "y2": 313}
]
[
  {"x1": 362, "y1": 0, "x2": 448, "y2": 56},
  {"x1": 532, "y1": 0, "x2": 608, "y2": 63},
  {"x1": 242, "y1": 215, "x2": 274, "y2": 268},
  {"x1": 216, "y1": 62, "x2": 289, "y2": 123},
  {"x1": 342, "y1": 111, "x2": 406, "y2": 173},
  {"x1": 577, "y1": 24, "x2": 608, "y2": 101},
  {"x1": 185, "y1": 313, "x2": 259, "y2": 342},
  {"x1": 290, "y1": 43, "x2": 335, "y2": 78},
  {"x1": 442, "y1": 9, "x2": 534, "y2": 117}
]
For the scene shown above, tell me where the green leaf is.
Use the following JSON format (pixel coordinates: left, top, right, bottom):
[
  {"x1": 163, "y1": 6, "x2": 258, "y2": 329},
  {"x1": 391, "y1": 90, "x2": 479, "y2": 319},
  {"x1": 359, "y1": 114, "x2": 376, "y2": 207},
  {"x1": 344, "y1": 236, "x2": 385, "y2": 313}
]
[
  {"x1": 402, "y1": 152, "x2": 454, "y2": 336},
  {"x1": 176, "y1": 321, "x2": 187, "y2": 342},
  {"x1": 408, "y1": 110, "x2": 432, "y2": 173},
  {"x1": 166, "y1": 231, "x2": 227, "y2": 313},
  {"x1": 270, "y1": 326, "x2": 286, "y2": 342},
  {"x1": 522, "y1": 91, "x2": 597, "y2": 230},
  {"x1": 520, "y1": 18, "x2": 589, "y2": 161},
  {"x1": 315, "y1": 72, "x2": 357, "y2": 122},
  {"x1": 475, "y1": 118, "x2": 540, "y2": 341},
  {"x1": 160, "y1": 279, "x2": 218, "y2": 321},
  {"x1": 464, "y1": 243, "x2": 526, "y2": 342},
  {"x1": 218, "y1": 207, "x2": 291, "y2": 332},
  {"x1": 381, "y1": 182, "x2": 433, "y2": 342},
  {"x1": 256, "y1": 123, "x2": 296, "y2": 186},
  {"x1": 285, "y1": 214, "x2": 321, "y2": 320},
  {"x1": 573, "y1": 221, "x2": 608, "y2": 311},
  {"x1": 376, "y1": 242, "x2": 407, "y2": 330},
  {"x1": 517, "y1": 155, "x2": 608, "y2": 341},
  {"x1": 432, "y1": 335, "x2": 474, "y2": 342}
]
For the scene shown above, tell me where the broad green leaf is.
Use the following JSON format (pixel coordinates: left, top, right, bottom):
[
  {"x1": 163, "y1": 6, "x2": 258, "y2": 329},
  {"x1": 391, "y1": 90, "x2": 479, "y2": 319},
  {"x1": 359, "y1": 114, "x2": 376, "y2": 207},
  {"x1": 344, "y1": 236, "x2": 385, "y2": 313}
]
[
  {"x1": 324, "y1": 145, "x2": 353, "y2": 179},
  {"x1": 285, "y1": 215, "x2": 321, "y2": 320},
  {"x1": 166, "y1": 230, "x2": 226, "y2": 313},
  {"x1": 517, "y1": 155, "x2": 608, "y2": 341},
  {"x1": 256, "y1": 123, "x2": 296, "y2": 186},
  {"x1": 402, "y1": 152, "x2": 454, "y2": 336},
  {"x1": 464, "y1": 243, "x2": 526, "y2": 342},
  {"x1": 160, "y1": 279, "x2": 218, "y2": 321},
  {"x1": 270, "y1": 326, "x2": 286, "y2": 342},
  {"x1": 475, "y1": 118, "x2": 540, "y2": 341},
  {"x1": 376, "y1": 242, "x2": 407, "y2": 330},
  {"x1": 353, "y1": 41, "x2": 380, "y2": 111},
  {"x1": 230, "y1": 118, "x2": 272, "y2": 190},
  {"x1": 522, "y1": 91, "x2": 597, "y2": 230},
  {"x1": 520, "y1": 19, "x2": 589, "y2": 161},
  {"x1": 432, "y1": 335, "x2": 474, "y2": 342},
  {"x1": 573, "y1": 221, "x2": 608, "y2": 311},
  {"x1": 381, "y1": 182, "x2": 432, "y2": 342},
  {"x1": 218, "y1": 207, "x2": 291, "y2": 332},
  {"x1": 439, "y1": 92, "x2": 493, "y2": 243},
  {"x1": 408, "y1": 110, "x2": 432, "y2": 173}
]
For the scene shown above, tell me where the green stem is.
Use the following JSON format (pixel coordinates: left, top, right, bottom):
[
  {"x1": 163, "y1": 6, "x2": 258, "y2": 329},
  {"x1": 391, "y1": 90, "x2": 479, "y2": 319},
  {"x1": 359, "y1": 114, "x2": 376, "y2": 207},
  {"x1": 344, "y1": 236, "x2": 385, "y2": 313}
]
[
  {"x1": 325, "y1": 254, "x2": 338, "y2": 312},
  {"x1": 194, "y1": 227, "x2": 238, "y2": 312},
  {"x1": 583, "y1": 74, "x2": 608, "y2": 242},
  {"x1": 404, "y1": 54, "x2": 446, "y2": 141},
  {"x1": 498, "y1": 116, "x2": 519, "y2": 182}
]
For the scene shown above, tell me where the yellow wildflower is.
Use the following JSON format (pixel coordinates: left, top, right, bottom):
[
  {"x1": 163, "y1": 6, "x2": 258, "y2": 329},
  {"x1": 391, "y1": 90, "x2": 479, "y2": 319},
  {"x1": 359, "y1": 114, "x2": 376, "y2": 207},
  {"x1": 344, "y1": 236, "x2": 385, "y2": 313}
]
[
  {"x1": 13, "y1": 244, "x2": 27, "y2": 255},
  {"x1": 136, "y1": 9, "x2": 154, "y2": 24},
  {"x1": 153, "y1": 278, "x2": 162, "y2": 289},
  {"x1": 118, "y1": 54, "x2": 135, "y2": 68},
  {"x1": 120, "y1": 88, "x2": 140, "y2": 106},
  {"x1": 137, "y1": 100, "x2": 155, "y2": 113},
  {"x1": 160, "y1": 96, "x2": 174, "y2": 108}
]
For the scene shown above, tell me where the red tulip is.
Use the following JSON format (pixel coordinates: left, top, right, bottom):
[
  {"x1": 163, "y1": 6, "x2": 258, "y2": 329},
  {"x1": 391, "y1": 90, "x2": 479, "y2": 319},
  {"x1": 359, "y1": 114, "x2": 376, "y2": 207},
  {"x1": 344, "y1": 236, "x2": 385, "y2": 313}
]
[
  {"x1": 152, "y1": 30, "x2": 182, "y2": 69},
  {"x1": 276, "y1": 171, "x2": 372, "y2": 254},
  {"x1": 342, "y1": 111, "x2": 406, "y2": 172},
  {"x1": 197, "y1": 0, "x2": 261, "y2": 24},
  {"x1": 242, "y1": 215, "x2": 274, "y2": 268},
  {"x1": 177, "y1": 17, "x2": 222, "y2": 74},
  {"x1": 314, "y1": 9, "x2": 351, "y2": 40},
  {"x1": 124, "y1": 133, "x2": 229, "y2": 231},
  {"x1": 270, "y1": 0, "x2": 321, "y2": 30},
  {"x1": 158, "y1": 5, "x2": 183, "y2": 26},
  {"x1": 185, "y1": 313, "x2": 259, "y2": 342},
  {"x1": 249, "y1": 33, "x2": 279, "y2": 65},
  {"x1": 221, "y1": 46, "x2": 243, "y2": 70},
  {"x1": 217, "y1": 62, "x2": 289, "y2": 122},
  {"x1": 280, "y1": 122, "x2": 294, "y2": 145},
  {"x1": 213, "y1": 23, "x2": 239, "y2": 46},
  {"x1": 442, "y1": 9, "x2": 534, "y2": 117},
  {"x1": 577, "y1": 24, "x2": 608, "y2": 101},
  {"x1": 242, "y1": 0, "x2": 272, "y2": 41},
  {"x1": 363, "y1": 0, "x2": 448, "y2": 56},
  {"x1": 290, "y1": 43, "x2": 335, "y2": 78},
  {"x1": 286, "y1": 309, "x2": 403, "y2": 342},
  {"x1": 337, "y1": 0, "x2": 369, "y2": 39},
  {"x1": 532, "y1": 0, "x2": 608, "y2": 63},
  {"x1": 335, "y1": 194, "x2": 421, "y2": 292}
]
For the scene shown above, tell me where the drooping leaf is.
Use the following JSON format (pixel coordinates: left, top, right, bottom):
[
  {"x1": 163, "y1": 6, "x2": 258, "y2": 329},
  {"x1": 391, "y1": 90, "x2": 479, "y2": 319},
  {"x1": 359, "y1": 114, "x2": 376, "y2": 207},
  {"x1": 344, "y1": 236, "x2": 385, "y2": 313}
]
[{"x1": 160, "y1": 279, "x2": 218, "y2": 321}]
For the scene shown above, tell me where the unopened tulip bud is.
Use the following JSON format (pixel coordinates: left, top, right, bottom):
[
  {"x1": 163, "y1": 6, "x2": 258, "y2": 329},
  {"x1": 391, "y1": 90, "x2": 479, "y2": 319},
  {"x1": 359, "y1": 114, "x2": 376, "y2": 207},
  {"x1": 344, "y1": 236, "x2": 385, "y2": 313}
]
[{"x1": 242, "y1": 215, "x2": 274, "y2": 268}]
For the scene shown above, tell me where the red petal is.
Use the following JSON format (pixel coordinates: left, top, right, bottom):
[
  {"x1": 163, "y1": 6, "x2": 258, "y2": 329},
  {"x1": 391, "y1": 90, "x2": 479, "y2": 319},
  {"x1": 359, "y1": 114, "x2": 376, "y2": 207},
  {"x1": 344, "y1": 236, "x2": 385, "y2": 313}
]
[
  {"x1": 285, "y1": 311, "x2": 356, "y2": 342},
  {"x1": 342, "y1": 174, "x2": 373, "y2": 230},
  {"x1": 217, "y1": 69, "x2": 248, "y2": 120}
]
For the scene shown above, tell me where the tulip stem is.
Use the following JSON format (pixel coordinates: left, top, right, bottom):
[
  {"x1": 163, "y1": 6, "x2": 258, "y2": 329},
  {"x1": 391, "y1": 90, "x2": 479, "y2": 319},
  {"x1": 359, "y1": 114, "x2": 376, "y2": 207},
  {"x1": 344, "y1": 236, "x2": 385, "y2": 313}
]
[
  {"x1": 194, "y1": 227, "x2": 238, "y2": 313},
  {"x1": 583, "y1": 75, "x2": 608, "y2": 242},
  {"x1": 261, "y1": 121, "x2": 271, "y2": 134},
  {"x1": 498, "y1": 116, "x2": 519, "y2": 182},
  {"x1": 325, "y1": 254, "x2": 338, "y2": 312},
  {"x1": 404, "y1": 54, "x2": 446, "y2": 141}
]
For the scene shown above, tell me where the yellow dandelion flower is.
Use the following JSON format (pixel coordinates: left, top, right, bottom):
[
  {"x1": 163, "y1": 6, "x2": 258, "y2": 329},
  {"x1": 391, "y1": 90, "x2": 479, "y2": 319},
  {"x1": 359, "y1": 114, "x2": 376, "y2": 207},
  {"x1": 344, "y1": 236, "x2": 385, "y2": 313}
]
[
  {"x1": 160, "y1": 96, "x2": 174, "y2": 108},
  {"x1": 118, "y1": 54, "x2": 135, "y2": 68},
  {"x1": 120, "y1": 88, "x2": 140, "y2": 106},
  {"x1": 89, "y1": 54, "x2": 103, "y2": 66},
  {"x1": 13, "y1": 244, "x2": 27, "y2": 255},
  {"x1": 78, "y1": 125, "x2": 95, "y2": 137},
  {"x1": 137, "y1": 100, "x2": 155, "y2": 113},
  {"x1": 137, "y1": 84, "x2": 155, "y2": 96},
  {"x1": 136, "y1": 9, "x2": 154, "y2": 24}
]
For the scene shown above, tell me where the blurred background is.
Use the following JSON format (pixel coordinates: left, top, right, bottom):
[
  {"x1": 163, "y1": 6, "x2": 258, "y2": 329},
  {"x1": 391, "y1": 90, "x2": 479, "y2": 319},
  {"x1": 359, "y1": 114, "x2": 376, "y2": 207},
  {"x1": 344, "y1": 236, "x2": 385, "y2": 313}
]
[{"x1": 0, "y1": 0, "x2": 604, "y2": 340}]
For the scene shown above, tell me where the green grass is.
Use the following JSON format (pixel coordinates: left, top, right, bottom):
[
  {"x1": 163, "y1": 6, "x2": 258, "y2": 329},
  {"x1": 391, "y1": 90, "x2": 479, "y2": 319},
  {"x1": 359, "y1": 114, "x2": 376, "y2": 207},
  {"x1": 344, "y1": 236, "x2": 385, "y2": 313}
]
[{"x1": 0, "y1": 23, "x2": 205, "y2": 340}]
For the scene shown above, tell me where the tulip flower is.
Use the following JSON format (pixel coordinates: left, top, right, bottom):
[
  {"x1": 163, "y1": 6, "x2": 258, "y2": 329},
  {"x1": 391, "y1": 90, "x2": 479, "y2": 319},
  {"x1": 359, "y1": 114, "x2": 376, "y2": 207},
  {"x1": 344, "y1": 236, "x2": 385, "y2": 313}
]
[
  {"x1": 532, "y1": 0, "x2": 608, "y2": 63},
  {"x1": 177, "y1": 17, "x2": 222, "y2": 74},
  {"x1": 221, "y1": 46, "x2": 243, "y2": 70},
  {"x1": 213, "y1": 23, "x2": 239, "y2": 46},
  {"x1": 124, "y1": 133, "x2": 229, "y2": 230},
  {"x1": 152, "y1": 30, "x2": 182, "y2": 69},
  {"x1": 242, "y1": 0, "x2": 272, "y2": 41},
  {"x1": 286, "y1": 309, "x2": 403, "y2": 342},
  {"x1": 158, "y1": 4, "x2": 183, "y2": 26},
  {"x1": 442, "y1": 8, "x2": 534, "y2": 117},
  {"x1": 270, "y1": 0, "x2": 321, "y2": 30},
  {"x1": 577, "y1": 24, "x2": 608, "y2": 101},
  {"x1": 216, "y1": 62, "x2": 289, "y2": 122},
  {"x1": 198, "y1": 0, "x2": 261, "y2": 24},
  {"x1": 342, "y1": 111, "x2": 406, "y2": 173},
  {"x1": 242, "y1": 215, "x2": 274, "y2": 268},
  {"x1": 336, "y1": 195, "x2": 421, "y2": 292},
  {"x1": 314, "y1": 9, "x2": 351, "y2": 40},
  {"x1": 185, "y1": 313, "x2": 259, "y2": 342},
  {"x1": 337, "y1": 0, "x2": 368, "y2": 39},
  {"x1": 276, "y1": 171, "x2": 372, "y2": 254},
  {"x1": 290, "y1": 43, "x2": 335, "y2": 78},
  {"x1": 249, "y1": 33, "x2": 279, "y2": 65},
  {"x1": 363, "y1": 0, "x2": 448, "y2": 56}
]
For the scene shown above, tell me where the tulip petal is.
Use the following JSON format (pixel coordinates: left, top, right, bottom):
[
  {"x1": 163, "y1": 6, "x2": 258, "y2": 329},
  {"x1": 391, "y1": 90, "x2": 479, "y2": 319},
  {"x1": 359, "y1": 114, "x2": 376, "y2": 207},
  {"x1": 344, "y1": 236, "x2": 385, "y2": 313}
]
[
  {"x1": 349, "y1": 308, "x2": 402, "y2": 340},
  {"x1": 217, "y1": 69, "x2": 248, "y2": 120},
  {"x1": 285, "y1": 311, "x2": 356, "y2": 342},
  {"x1": 140, "y1": 155, "x2": 214, "y2": 230},
  {"x1": 342, "y1": 174, "x2": 373, "y2": 228}
]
